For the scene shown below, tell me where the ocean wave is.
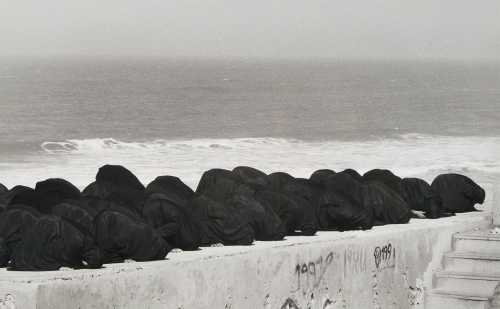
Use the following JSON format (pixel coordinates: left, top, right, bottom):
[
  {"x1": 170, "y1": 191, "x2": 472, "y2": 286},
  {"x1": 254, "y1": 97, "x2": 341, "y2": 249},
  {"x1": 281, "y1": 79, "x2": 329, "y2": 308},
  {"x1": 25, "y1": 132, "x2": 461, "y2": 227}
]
[
  {"x1": 40, "y1": 134, "x2": 496, "y2": 153},
  {"x1": 40, "y1": 137, "x2": 304, "y2": 154},
  {"x1": 1, "y1": 134, "x2": 498, "y2": 190}
]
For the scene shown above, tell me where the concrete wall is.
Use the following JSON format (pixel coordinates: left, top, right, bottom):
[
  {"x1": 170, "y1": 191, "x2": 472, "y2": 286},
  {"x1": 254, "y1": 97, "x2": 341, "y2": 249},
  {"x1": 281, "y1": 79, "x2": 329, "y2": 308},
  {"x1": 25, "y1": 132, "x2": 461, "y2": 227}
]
[
  {"x1": 476, "y1": 179, "x2": 500, "y2": 226},
  {"x1": 0, "y1": 212, "x2": 491, "y2": 309},
  {"x1": 492, "y1": 184, "x2": 500, "y2": 226}
]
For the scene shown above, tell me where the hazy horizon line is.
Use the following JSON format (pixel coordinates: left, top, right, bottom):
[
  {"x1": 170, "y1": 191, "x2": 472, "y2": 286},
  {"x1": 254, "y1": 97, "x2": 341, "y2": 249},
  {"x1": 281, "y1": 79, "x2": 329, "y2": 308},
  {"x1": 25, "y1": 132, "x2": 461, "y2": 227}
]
[{"x1": 1, "y1": 53, "x2": 499, "y2": 64}]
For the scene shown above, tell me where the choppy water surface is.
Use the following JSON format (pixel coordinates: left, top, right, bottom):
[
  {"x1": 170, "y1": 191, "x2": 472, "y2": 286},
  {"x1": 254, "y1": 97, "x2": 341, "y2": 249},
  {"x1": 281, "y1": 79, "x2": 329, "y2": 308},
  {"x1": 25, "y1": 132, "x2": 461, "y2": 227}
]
[{"x1": 0, "y1": 58, "x2": 499, "y2": 188}]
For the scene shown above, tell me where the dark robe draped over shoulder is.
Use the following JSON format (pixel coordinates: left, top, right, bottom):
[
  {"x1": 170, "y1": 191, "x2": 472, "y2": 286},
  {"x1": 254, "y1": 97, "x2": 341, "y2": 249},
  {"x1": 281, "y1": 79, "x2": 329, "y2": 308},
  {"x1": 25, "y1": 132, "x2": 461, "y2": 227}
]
[
  {"x1": 143, "y1": 193, "x2": 201, "y2": 250},
  {"x1": 94, "y1": 209, "x2": 171, "y2": 263},
  {"x1": 0, "y1": 205, "x2": 41, "y2": 267},
  {"x1": 431, "y1": 174, "x2": 485, "y2": 213},
  {"x1": 267, "y1": 172, "x2": 319, "y2": 235},
  {"x1": 9, "y1": 215, "x2": 102, "y2": 271},
  {"x1": 362, "y1": 182, "x2": 412, "y2": 225},
  {"x1": 143, "y1": 176, "x2": 200, "y2": 250},
  {"x1": 0, "y1": 238, "x2": 8, "y2": 266},
  {"x1": 362, "y1": 169, "x2": 412, "y2": 224},
  {"x1": 0, "y1": 183, "x2": 8, "y2": 212},
  {"x1": 73, "y1": 196, "x2": 112, "y2": 215},
  {"x1": 0, "y1": 183, "x2": 7, "y2": 195},
  {"x1": 319, "y1": 173, "x2": 373, "y2": 231},
  {"x1": 0, "y1": 163, "x2": 489, "y2": 271},
  {"x1": 402, "y1": 178, "x2": 444, "y2": 218},
  {"x1": 188, "y1": 195, "x2": 255, "y2": 246},
  {"x1": 227, "y1": 185, "x2": 285, "y2": 241},
  {"x1": 34, "y1": 178, "x2": 81, "y2": 213},
  {"x1": 51, "y1": 201, "x2": 97, "y2": 238},
  {"x1": 196, "y1": 168, "x2": 285, "y2": 241},
  {"x1": 281, "y1": 178, "x2": 320, "y2": 235},
  {"x1": 254, "y1": 190, "x2": 300, "y2": 235}
]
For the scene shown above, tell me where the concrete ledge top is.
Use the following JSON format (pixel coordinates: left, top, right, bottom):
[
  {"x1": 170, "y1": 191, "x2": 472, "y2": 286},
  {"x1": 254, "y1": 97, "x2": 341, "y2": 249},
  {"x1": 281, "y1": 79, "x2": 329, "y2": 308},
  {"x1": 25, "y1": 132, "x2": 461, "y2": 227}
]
[
  {"x1": 454, "y1": 230, "x2": 500, "y2": 240},
  {"x1": 0, "y1": 211, "x2": 490, "y2": 285},
  {"x1": 435, "y1": 270, "x2": 500, "y2": 280},
  {"x1": 429, "y1": 289, "x2": 492, "y2": 300},
  {"x1": 445, "y1": 250, "x2": 500, "y2": 260}
]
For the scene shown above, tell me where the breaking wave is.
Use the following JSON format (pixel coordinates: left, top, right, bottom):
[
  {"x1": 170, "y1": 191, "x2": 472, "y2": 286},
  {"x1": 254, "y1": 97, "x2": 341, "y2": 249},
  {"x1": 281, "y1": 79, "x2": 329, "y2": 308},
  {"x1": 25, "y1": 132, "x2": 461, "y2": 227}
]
[
  {"x1": 34, "y1": 134, "x2": 500, "y2": 184},
  {"x1": 18, "y1": 134, "x2": 496, "y2": 190}
]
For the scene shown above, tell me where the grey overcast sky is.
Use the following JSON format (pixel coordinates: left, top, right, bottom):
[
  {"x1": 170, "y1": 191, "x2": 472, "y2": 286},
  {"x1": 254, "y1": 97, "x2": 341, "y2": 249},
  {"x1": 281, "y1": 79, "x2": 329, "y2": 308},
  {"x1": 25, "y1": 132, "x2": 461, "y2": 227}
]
[{"x1": 0, "y1": 0, "x2": 499, "y2": 60}]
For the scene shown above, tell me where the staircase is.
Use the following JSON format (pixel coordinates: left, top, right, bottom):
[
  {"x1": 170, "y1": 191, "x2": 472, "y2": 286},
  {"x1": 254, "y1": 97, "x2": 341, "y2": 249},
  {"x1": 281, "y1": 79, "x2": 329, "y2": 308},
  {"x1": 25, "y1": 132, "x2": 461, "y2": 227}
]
[{"x1": 426, "y1": 229, "x2": 500, "y2": 309}]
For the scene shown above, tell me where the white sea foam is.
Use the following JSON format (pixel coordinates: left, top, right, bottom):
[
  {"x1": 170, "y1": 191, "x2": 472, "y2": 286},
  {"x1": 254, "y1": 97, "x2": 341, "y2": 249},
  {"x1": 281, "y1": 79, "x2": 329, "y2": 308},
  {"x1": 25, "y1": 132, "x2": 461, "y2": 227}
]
[{"x1": 1, "y1": 134, "x2": 499, "y2": 190}]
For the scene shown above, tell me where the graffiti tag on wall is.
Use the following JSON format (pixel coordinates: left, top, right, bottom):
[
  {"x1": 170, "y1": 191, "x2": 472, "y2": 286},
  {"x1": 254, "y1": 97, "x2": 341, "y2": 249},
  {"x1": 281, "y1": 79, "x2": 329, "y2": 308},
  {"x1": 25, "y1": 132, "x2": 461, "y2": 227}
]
[
  {"x1": 373, "y1": 243, "x2": 395, "y2": 270},
  {"x1": 292, "y1": 251, "x2": 339, "y2": 292},
  {"x1": 343, "y1": 246, "x2": 367, "y2": 277}
]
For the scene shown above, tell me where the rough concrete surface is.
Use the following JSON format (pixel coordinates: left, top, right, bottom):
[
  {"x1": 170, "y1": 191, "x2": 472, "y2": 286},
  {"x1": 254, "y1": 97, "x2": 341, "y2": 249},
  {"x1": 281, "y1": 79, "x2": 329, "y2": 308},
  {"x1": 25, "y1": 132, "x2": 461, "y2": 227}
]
[{"x1": 0, "y1": 211, "x2": 492, "y2": 309}]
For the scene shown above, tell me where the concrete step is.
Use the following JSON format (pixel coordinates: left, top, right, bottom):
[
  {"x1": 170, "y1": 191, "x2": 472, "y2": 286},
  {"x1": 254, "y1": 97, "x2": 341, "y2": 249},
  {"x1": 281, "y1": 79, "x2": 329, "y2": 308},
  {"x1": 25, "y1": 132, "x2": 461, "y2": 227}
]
[
  {"x1": 444, "y1": 251, "x2": 500, "y2": 273},
  {"x1": 426, "y1": 289, "x2": 491, "y2": 309},
  {"x1": 435, "y1": 271, "x2": 500, "y2": 295},
  {"x1": 454, "y1": 231, "x2": 500, "y2": 254}
]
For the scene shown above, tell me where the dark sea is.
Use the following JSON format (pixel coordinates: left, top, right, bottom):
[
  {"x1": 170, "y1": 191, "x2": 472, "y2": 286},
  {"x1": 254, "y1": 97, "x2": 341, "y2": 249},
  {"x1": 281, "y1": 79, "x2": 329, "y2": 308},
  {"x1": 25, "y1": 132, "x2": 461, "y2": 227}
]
[{"x1": 0, "y1": 57, "x2": 499, "y2": 189}]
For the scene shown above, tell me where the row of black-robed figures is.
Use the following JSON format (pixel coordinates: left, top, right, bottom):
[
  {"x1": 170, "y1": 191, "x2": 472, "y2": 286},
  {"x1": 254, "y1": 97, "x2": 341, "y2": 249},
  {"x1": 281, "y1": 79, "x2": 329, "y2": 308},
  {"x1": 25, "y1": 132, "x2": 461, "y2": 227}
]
[{"x1": 0, "y1": 165, "x2": 485, "y2": 271}]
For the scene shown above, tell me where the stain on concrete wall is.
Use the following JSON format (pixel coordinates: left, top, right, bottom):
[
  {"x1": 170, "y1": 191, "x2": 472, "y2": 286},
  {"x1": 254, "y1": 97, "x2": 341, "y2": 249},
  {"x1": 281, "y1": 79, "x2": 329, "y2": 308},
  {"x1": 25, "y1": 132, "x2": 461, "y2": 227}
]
[{"x1": 0, "y1": 294, "x2": 16, "y2": 309}]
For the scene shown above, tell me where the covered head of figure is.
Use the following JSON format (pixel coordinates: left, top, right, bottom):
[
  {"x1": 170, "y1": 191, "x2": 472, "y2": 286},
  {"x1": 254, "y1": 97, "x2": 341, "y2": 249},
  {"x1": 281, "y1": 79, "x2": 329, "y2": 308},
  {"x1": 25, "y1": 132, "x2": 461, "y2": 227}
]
[
  {"x1": 5, "y1": 185, "x2": 39, "y2": 209},
  {"x1": 34, "y1": 178, "x2": 81, "y2": 213},
  {"x1": 195, "y1": 168, "x2": 242, "y2": 202},
  {"x1": 431, "y1": 173, "x2": 486, "y2": 213},
  {"x1": 363, "y1": 169, "x2": 405, "y2": 197},
  {"x1": 232, "y1": 166, "x2": 270, "y2": 189},
  {"x1": 341, "y1": 169, "x2": 363, "y2": 180},
  {"x1": 267, "y1": 172, "x2": 295, "y2": 192},
  {"x1": 95, "y1": 165, "x2": 145, "y2": 197},
  {"x1": 94, "y1": 165, "x2": 146, "y2": 215},
  {"x1": 145, "y1": 175, "x2": 194, "y2": 206},
  {"x1": 309, "y1": 169, "x2": 336, "y2": 187}
]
